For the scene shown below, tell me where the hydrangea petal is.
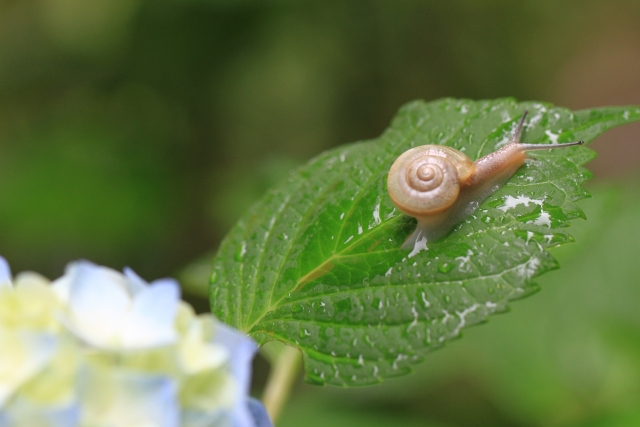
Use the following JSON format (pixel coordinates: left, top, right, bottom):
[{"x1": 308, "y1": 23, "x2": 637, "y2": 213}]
[
  {"x1": 0, "y1": 257, "x2": 11, "y2": 289},
  {"x1": 0, "y1": 279, "x2": 60, "y2": 331},
  {"x1": 179, "y1": 318, "x2": 228, "y2": 374},
  {"x1": 123, "y1": 267, "x2": 148, "y2": 295},
  {"x1": 50, "y1": 270, "x2": 71, "y2": 303},
  {"x1": 14, "y1": 272, "x2": 51, "y2": 289},
  {"x1": 0, "y1": 255, "x2": 264, "y2": 427},
  {"x1": 0, "y1": 330, "x2": 57, "y2": 407},
  {"x1": 0, "y1": 398, "x2": 80, "y2": 427},
  {"x1": 247, "y1": 398, "x2": 274, "y2": 427},
  {"x1": 65, "y1": 261, "x2": 131, "y2": 347},
  {"x1": 52, "y1": 261, "x2": 126, "y2": 304},
  {"x1": 181, "y1": 371, "x2": 237, "y2": 426},
  {"x1": 210, "y1": 322, "x2": 258, "y2": 427},
  {"x1": 122, "y1": 279, "x2": 180, "y2": 348},
  {"x1": 182, "y1": 409, "x2": 231, "y2": 427},
  {"x1": 80, "y1": 365, "x2": 179, "y2": 427},
  {"x1": 18, "y1": 337, "x2": 79, "y2": 406}
]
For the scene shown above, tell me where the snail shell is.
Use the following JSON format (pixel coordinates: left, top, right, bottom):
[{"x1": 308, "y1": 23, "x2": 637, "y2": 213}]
[
  {"x1": 387, "y1": 111, "x2": 584, "y2": 251},
  {"x1": 387, "y1": 146, "x2": 475, "y2": 217}
]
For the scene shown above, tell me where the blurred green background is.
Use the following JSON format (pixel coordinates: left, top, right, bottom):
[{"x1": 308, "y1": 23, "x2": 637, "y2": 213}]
[{"x1": 1, "y1": 1, "x2": 640, "y2": 426}]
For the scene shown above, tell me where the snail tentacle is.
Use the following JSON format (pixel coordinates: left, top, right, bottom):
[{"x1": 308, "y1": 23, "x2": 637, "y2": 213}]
[{"x1": 387, "y1": 111, "x2": 585, "y2": 251}]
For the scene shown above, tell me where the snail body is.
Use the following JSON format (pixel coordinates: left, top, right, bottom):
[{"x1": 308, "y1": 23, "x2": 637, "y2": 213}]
[{"x1": 387, "y1": 111, "x2": 584, "y2": 250}]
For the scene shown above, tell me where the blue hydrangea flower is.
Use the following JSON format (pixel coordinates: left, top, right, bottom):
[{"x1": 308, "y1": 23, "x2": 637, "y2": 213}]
[{"x1": 0, "y1": 257, "x2": 272, "y2": 427}]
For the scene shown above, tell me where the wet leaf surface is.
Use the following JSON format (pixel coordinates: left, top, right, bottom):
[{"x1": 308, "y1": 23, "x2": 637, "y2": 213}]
[{"x1": 210, "y1": 98, "x2": 640, "y2": 386}]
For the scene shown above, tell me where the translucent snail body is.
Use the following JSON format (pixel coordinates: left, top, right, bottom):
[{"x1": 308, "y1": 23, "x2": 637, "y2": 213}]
[{"x1": 387, "y1": 111, "x2": 584, "y2": 250}]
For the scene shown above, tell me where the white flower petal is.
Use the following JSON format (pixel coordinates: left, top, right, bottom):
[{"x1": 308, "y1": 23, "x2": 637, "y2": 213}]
[
  {"x1": 54, "y1": 262, "x2": 188, "y2": 350},
  {"x1": 180, "y1": 320, "x2": 228, "y2": 374},
  {"x1": 210, "y1": 322, "x2": 258, "y2": 427},
  {"x1": 0, "y1": 330, "x2": 57, "y2": 407},
  {"x1": 80, "y1": 365, "x2": 179, "y2": 427},
  {"x1": 14, "y1": 272, "x2": 51, "y2": 289},
  {"x1": 0, "y1": 255, "x2": 263, "y2": 427},
  {"x1": 50, "y1": 275, "x2": 71, "y2": 304},
  {"x1": 211, "y1": 322, "x2": 257, "y2": 392},
  {"x1": 0, "y1": 397, "x2": 79, "y2": 427},
  {"x1": 182, "y1": 409, "x2": 231, "y2": 427},
  {"x1": 66, "y1": 261, "x2": 131, "y2": 347},
  {"x1": 123, "y1": 266, "x2": 148, "y2": 295},
  {"x1": 52, "y1": 261, "x2": 125, "y2": 304},
  {"x1": 0, "y1": 257, "x2": 12, "y2": 289},
  {"x1": 121, "y1": 279, "x2": 180, "y2": 348}
]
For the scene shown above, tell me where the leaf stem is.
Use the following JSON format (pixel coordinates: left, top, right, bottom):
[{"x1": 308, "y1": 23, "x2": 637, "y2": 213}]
[{"x1": 262, "y1": 345, "x2": 302, "y2": 424}]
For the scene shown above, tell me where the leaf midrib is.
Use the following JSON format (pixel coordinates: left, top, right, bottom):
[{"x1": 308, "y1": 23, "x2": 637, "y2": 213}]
[
  {"x1": 245, "y1": 213, "x2": 404, "y2": 332},
  {"x1": 252, "y1": 227, "x2": 542, "y2": 325},
  {"x1": 245, "y1": 105, "x2": 497, "y2": 333},
  {"x1": 245, "y1": 104, "x2": 561, "y2": 334},
  {"x1": 245, "y1": 157, "x2": 579, "y2": 333},
  {"x1": 250, "y1": 260, "x2": 529, "y2": 333}
]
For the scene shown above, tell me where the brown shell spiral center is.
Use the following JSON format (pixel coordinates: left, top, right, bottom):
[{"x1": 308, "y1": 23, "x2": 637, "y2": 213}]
[
  {"x1": 417, "y1": 164, "x2": 435, "y2": 181},
  {"x1": 406, "y1": 159, "x2": 444, "y2": 192}
]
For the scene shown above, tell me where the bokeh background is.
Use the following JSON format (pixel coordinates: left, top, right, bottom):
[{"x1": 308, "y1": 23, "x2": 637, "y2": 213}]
[{"x1": 1, "y1": 1, "x2": 640, "y2": 426}]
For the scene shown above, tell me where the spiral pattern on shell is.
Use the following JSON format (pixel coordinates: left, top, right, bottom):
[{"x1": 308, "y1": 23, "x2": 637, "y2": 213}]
[{"x1": 388, "y1": 146, "x2": 474, "y2": 217}]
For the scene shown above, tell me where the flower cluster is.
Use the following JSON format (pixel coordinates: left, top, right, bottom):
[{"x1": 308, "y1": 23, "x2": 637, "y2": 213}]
[{"x1": 0, "y1": 258, "x2": 270, "y2": 427}]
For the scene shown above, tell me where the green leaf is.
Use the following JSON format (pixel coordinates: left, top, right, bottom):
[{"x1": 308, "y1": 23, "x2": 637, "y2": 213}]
[{"x1": 209, "y1": 98, "x2": 640, "y2": 386}]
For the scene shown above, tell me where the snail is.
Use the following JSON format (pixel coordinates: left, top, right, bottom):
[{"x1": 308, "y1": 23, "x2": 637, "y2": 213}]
[{"x1": 387, "y1": 111, "x2": 584, "y2": 250}]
